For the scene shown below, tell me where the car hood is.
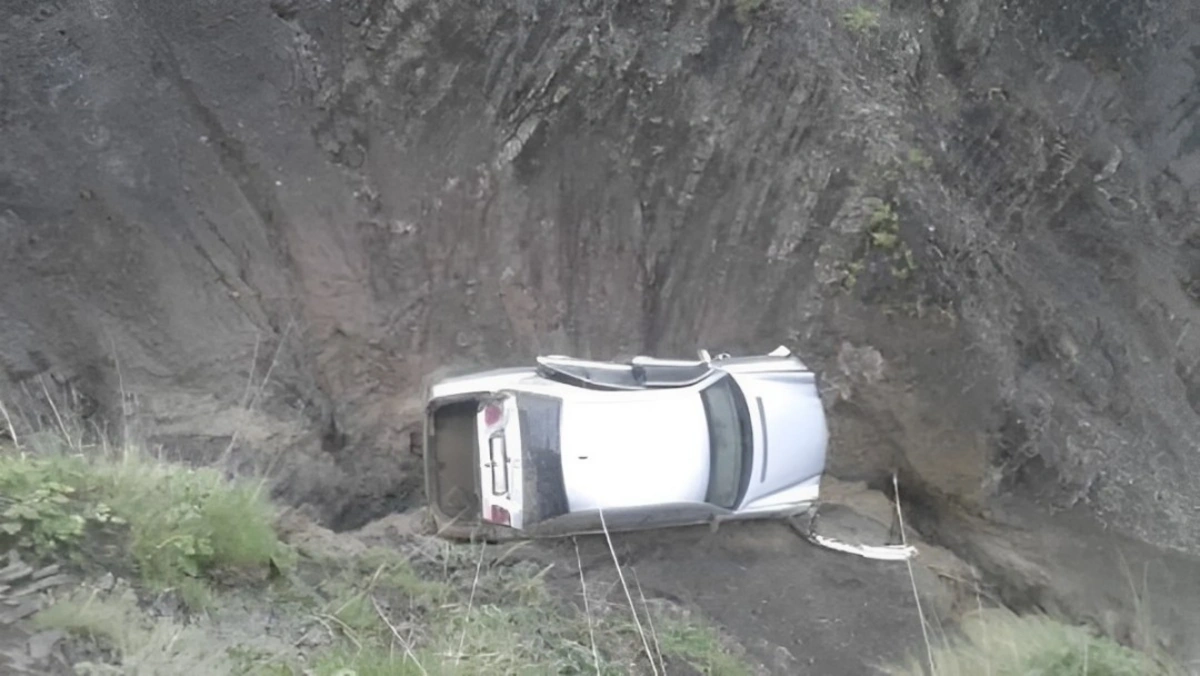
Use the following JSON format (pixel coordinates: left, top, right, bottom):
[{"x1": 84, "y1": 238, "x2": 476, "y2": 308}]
[
  {"x1": 559, "y1": 393, "x2": 710, "y2": 511},
  {"x1": 728, "y1": 371, "x2": 827, "y2": 508}
]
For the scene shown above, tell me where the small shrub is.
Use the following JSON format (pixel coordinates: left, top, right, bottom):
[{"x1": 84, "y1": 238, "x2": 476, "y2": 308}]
[
  {"x1": 906, "y1": 148, "x2": 934, "y2": 171},
  {"x1": 87, "y1": 457, "x2": 284, "y2": 601},
  {"x1": 734, "y1": 0, "x2": 766, "y2": 25},
  {"x1": 0, "y1": 454, "x2": 123, "y2": 558},
  {"x1": 0, "y1": 447, "x2": 284, "y2": 605},
  {"x1": 843, "y1": 6, "x2": 881, "y2": 33},
  {"x1": 863, "y1": 198, "x2": 916, "y2": 281},
  {"x1": 868, "y1": 202, "x2": 901, "y2": 250},
  {"x1": 355, "y1": 547, "x2": 452, "y2": 607}
]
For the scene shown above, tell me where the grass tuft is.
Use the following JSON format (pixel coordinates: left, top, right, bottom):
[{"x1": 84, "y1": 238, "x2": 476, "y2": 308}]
[
  {"x1": 88, "y1": 455, "x2": 283, "y2": 597},
  {"x1": 884, "y1": 609, "x2": 1178, "y2": 676},
  {"x1": 35, "y1": 588, "x2": 238, "y2": 674},
  {"x1": 843, "y1": 6, "x2": 881, "y2": 33},
  {"x1": 657, "y1": 614, "x2": 753, "y2": 676}
]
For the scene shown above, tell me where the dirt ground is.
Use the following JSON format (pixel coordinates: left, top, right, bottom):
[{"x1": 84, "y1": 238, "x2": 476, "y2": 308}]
[
  {"x1": 565, "y1": 522, "x2": 929, "y2": 675},
  {"x1": 349, "y1": 480, "x2": 974, "y2": 675},
  {"x1": 525, "y1": 479, "x2": 976, "y2": 675}
]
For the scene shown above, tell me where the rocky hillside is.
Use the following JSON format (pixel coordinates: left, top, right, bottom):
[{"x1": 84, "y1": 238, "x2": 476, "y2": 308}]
[{"x1": 1, "y1": 0, "x2": 1199, "y2": 563}]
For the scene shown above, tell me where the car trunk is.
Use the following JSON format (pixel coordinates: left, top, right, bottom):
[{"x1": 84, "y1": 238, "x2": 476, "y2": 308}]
[
  {"x1": 425, "y1": 399, "x2": 482, "y2": 525},
  {"x1": 426, "y1": 392, "x2": 568, "y2": 535}
]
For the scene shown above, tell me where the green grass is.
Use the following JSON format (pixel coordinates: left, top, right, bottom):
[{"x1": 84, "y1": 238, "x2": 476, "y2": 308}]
[
  {"x1": 88, "y1": 453, "x2": 284, "y2": 603},
  {"x1": 294, "y1": 545, "x2": 751, "y2": 676},
  {"x1": 0, "y1": 446, "x2": 286, "y2": 607},
  {"x1": 843, "y1": 6, "x2": 881, "y2": 33},
  {"x1": 885, "y1": 610, "x2": 1178, "y2": 676},
  {"x1": 658, "y1": 614, "x2": 754, "y2": 675}
]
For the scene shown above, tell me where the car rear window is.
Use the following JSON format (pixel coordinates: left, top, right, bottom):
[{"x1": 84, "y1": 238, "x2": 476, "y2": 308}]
[{"x1": 516, "y1": 393, "x2": 569, "y2": 524}]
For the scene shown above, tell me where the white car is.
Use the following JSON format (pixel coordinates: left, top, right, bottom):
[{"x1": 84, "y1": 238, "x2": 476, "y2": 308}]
[{"x1": 421, "y1": 346, "x2": 828, "y2": 540}]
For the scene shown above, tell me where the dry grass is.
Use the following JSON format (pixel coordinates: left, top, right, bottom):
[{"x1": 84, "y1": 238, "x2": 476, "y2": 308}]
[
  {"x1": 885, "y1": 609, "x2": 1179, "y2": 676},
  {"x1": 35, "y1": 588, "x2": 238, "y2": 675}
]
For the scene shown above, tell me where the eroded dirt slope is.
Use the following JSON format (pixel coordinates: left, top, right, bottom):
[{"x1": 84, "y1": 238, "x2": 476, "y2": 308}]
[{"x1": 2, "y1": 0, "x2": 1199, "y2": 563}]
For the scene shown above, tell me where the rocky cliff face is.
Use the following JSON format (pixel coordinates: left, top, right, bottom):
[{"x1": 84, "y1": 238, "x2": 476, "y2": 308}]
[{"x1": 2, "y1": 0, "x2": 1198, "y2": 553}]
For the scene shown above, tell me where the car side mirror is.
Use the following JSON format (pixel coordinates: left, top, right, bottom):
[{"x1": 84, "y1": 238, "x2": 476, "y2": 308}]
[{"x1": 698, "y1": 349, "x2": 712, "y2": 363}]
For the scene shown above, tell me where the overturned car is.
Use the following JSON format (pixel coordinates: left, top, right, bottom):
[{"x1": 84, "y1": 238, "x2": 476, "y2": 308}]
[{"x1": 421, "y1": 346, "x2": 829, "y2": 541}]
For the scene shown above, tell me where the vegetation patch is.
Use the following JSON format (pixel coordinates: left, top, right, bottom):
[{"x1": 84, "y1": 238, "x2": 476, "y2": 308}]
[
  {"x1": 885, "y1": 610, "x2": 1179, "y2": 676},
  {"x1": 905, "y1": 148, "x2": 934, "y2": 172},
  {"x1": 3, "y1": 429, "x2": 748, "y2": 674},
  {"x1": 733, "y1": 0, "x2": 767, "y2": 25},
  {"x1": 657, "y1": 613, "x2": 752, "y2": 675},
  {"x1": 0, "y1": 453, "x2": 122, "y2": 558},
  {"x1": 838, "y1": 197, "x2": 916, "y2": 292},
  {"x1": 288, "y1": 544, "x2": 753, "y2": 676},
  {"x1": 842, "y1": 6, "x2": 881, "y2": 34},
  {"x1": 0, "y1": 446, "x2": 286, "y2": 608}
]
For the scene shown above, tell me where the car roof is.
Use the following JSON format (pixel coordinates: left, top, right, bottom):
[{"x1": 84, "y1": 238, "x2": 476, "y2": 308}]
[{"x1": 556, "y1": 388, "x2": 711, "y2": 511}]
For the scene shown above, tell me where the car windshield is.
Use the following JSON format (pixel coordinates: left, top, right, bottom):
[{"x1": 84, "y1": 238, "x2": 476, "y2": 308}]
[{"x1": 699, "y1": 375, "x2": 752, "y2": 509}]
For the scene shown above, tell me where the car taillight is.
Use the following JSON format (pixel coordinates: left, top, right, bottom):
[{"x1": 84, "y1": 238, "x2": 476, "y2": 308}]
[
  {"x1": 483, "y1": 403, "x2": 503, "y2": 427},
  {"x1": 487, "y1": 504, "x2": 511, "y2": 525}
]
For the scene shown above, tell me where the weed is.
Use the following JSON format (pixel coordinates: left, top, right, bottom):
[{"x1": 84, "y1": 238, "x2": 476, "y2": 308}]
[
  {"x1": 906, "y1": 148, "x2": 934, "y2": 171},
  {"x1": 838, "y1": 260, "x2": 866, "y2": 290},
  {"x1": 355, "y1": 547, "x2": 452, "y2": 608},
  {"x1": 884, "y1": 610, "x2": 1178, "y2": 676},
  {"x1": 658, "y1": 615, "x2": 753, "y2": 676},
  {"x1": 34, "y1": 588, "x2": 144, "y2": 653},
  {"x1": 734, "y1": 0, "x2": 766, "y2": 25},
  {"x1": 310, "y1": 645, "x2": 427, "y2": 676},
  {"x1": 868, "y1": 201, "x2": 901, "y2": 250},
  {"x1": 843, "y1": 6, "x2": 881, "y2": 33},
  {"x1": 864, "y1": 198, "x2": 917, "y2": 281},
  {"x1": 0, "y1": 454, "x2": 123, "y2": 559},
  {"x1": 87, "y1": 453, "x2": 284, "y2": 602},
  {"x1": 0, "y1": 446, "x2": 285, "y2": 607}
]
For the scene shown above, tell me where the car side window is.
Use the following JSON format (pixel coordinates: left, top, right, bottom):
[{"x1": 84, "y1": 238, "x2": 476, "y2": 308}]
[{"x1": 700, "y1": 377, "x2": 751, "y2": 509}]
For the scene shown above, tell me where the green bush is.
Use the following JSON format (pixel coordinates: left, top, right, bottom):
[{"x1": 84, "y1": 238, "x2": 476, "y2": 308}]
[
  {"x1": 0, "y1": 454, "x2": 122, "y2": 557},
  {"x1": 0, "y1": 448, "x2": 284, "y2": 605},
  {"x1": 92, "y1": 459, "x2": 279, "y2": 578}
]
